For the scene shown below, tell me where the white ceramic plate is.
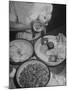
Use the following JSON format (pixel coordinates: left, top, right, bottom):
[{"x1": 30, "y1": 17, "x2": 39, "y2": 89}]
[
  {"x1": 34, "y1": 35, "x2": 66, "y2": 66},
  {"x1": 10, "y1": 40, "x2": 33, "y2": 63}
]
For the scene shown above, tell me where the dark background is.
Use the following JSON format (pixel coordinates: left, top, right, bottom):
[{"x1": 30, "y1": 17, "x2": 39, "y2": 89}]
[
  {"x1": 47, "y1": 4, "x2": 66, "y2": 32},
  {"x1": 10, "y1": 4, "x2": 66, "y2": 41}
]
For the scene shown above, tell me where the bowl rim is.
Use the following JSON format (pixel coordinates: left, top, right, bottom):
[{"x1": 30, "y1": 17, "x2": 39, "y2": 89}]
[
  {"x1": 9, "y1": 39, "x2": 34, "y2": 65},
  {"x1": 15, "y1": 59, "x2": 50, "y2": 88},
  {"x1": 34, "y1": 35, "x2": 66, "y2": 67}
]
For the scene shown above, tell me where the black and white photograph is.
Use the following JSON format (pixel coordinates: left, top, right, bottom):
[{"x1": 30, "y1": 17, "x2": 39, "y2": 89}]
[{"x1": 9, "y1": 1, "x2": 66, "y2": 89}]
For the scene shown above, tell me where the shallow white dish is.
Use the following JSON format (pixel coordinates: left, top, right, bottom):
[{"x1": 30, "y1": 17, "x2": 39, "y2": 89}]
[
  {"x1": 10, "y1": 40, "x2": 33, "y2": 64},
  {"x1": 34, "y1": 35, "x2": 66, "y2": 66}
]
